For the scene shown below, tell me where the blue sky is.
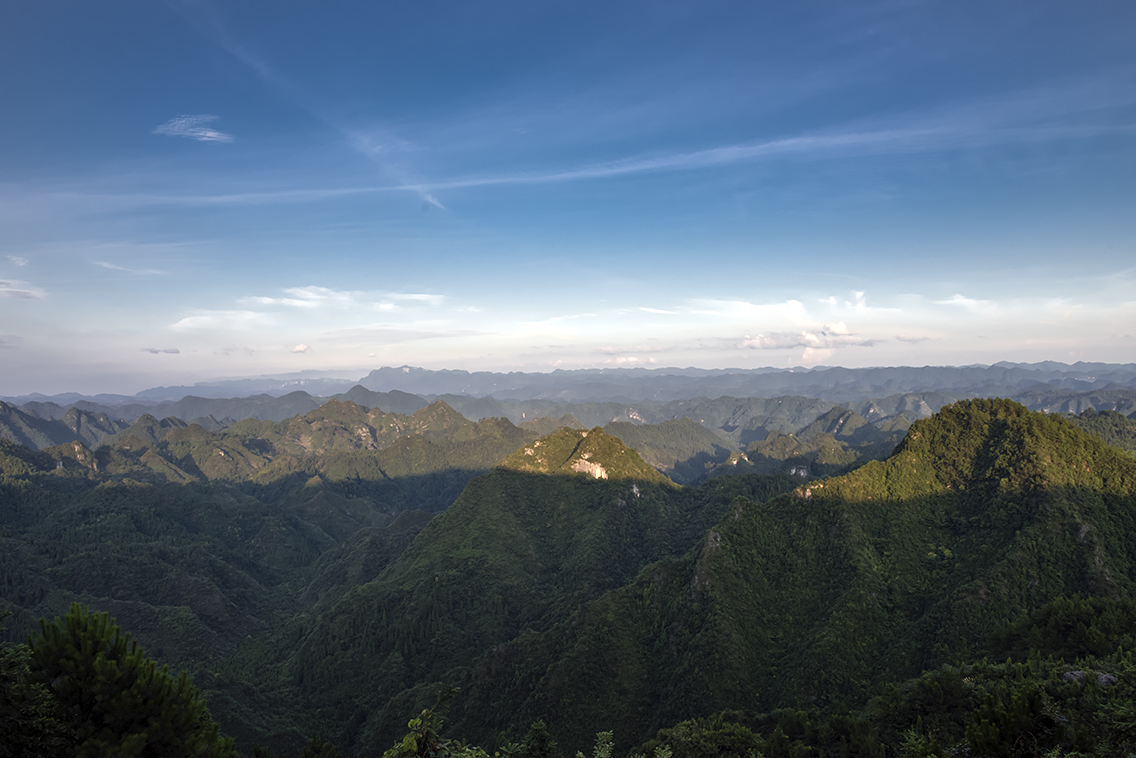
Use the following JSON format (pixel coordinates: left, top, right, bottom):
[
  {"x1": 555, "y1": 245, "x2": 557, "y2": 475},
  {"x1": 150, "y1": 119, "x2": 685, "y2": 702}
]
[{"x1": 2, "y1": 1, "x2": 1135, "y2": 395}]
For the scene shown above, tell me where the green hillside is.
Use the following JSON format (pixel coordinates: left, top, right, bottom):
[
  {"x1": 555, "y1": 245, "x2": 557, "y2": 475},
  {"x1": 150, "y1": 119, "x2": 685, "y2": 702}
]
[
  {"x1": 1066, "y1": 408, "x2": 1136, "y2": 455},
  {"x1": 603, "y1": 418, "x2": 733, "y2": 484},
  {"x1": 435, "y1": 399, "x2": 1136, "y2": 752},
  {"x1": 285, "y1": 428, "x2": 801, "y2": 755},
  {"x1": 8, "y1": 398, "x2": 1136, "y2": 757}
]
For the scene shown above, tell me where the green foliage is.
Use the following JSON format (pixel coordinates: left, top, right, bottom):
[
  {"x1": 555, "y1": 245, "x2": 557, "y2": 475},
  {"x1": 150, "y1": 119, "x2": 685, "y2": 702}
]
[
  {"x1": 10, "y1": 396, "x2": 1136, "y2": 757},
  {"x1": 603, "y1": 419, "x2": 733, "y2": 484},
  {"x1": 1066, "y1": 408, "x2": 1136, "y2": 456},
  {"x1": 992, "y1": 596, "x2": 1136, "y2": 662},
  {"x1": 965, "y1": 681, "x2": 1093, "y2": 758},
  {"x1": 0, "y1": 610, "x2": 67, "y2": 757},
  {"x1": 382, "y1": 708, "x2": 489, "y2": 758},
  {"x1": 517, "y1": 719, "x2": 560, "y2": 758},
  {"x1": 636, "y1": 716, "x2": 760, "y2": 758},
  {"x1": 298, "y1": 734, "x2": 345, "y2": 758},
  {"x1": 432, "y1": 399, "x2": 1136, "y2": 753},
  {"x1": 575, "y1": 731, "x2": 613, "y2": 758},
  {"x1": 28, "y1": 603, "x2": 236, "y2": 757}
]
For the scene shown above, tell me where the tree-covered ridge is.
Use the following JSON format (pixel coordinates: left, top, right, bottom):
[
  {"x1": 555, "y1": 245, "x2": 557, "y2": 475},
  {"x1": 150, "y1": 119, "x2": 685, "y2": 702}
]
[
  {"x1": 0, "y1": 402, "x2": 129, "y2": 452},
  {"x1": 20, "y1": 400, "x2": 535, "y2": 518},
  {"x1": 288, "y1": 429, "x2": 754, "y2": 754},
  {"x1": 0, "y1": 404, "x2": 538, "y2": 753},
  {"x1": 1066, "y1": 408, "x2": 1136, "y2": 456},
  {"x1": 602, "y1": 419, "x2": 732, "y2": 485},
  {"x1": 497, "y1": 427, "x2": 674, "y2": 484},
  {"x1": 427, "y1": 399, "x2": 1136, "y2": 753},
  {"x1": 10, "y1": 397, "x2": 1136, "y2": 756}
]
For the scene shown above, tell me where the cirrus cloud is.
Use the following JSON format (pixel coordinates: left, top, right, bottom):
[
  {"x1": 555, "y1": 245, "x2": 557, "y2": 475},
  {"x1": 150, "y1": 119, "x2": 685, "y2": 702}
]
[
  {"x1": 93, "y1": 260, "x2": 165, "y2": 275},
  {"x1": 169, "y1": 310, "x2": 273, "y2": 332},
  {"x1": 0, "y1": 280, "x2": 45, "y2": 299},
  {"x1": 154, "y1": 115, "x2": 234, "y2": 143}
]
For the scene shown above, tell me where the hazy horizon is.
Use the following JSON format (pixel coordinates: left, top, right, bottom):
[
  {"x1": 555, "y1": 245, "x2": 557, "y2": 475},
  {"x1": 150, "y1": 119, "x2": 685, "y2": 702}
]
[
  {"x1": 3, "y1": 3, "x2": 1134, "y2": 396},
  {"x1": 7, "y1": 359, "x2": 1136, "y2": 402}
]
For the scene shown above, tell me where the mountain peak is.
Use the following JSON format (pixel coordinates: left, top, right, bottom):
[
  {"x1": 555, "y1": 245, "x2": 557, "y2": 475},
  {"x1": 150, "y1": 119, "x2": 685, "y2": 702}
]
[
  {"x1": 890, "y1": 397, "x2": 1132, "y2": 494},
  {"x1": 499, "y1": 426, "x2": 672, "y2": 483},
  {"x1": 408, "y1": 399, "x2": 471, "y2": 432}
]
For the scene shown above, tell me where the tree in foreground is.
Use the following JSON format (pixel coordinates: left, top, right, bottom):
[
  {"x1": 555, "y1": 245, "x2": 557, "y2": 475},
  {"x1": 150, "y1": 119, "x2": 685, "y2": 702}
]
[
  {"x1": 28, "y1": 603, "x2": 237, "y2": 758},
  {"x1": 382, "y1": 707, "x2": 490, "y2": 758},
  {"x1": 1, "y1": 609, "x2": 68, "y2": 758}
]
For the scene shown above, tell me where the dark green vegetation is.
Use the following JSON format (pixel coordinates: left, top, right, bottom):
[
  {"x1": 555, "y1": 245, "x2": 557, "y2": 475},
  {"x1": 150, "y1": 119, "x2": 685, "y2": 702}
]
[
  {"x1": 1066, "y1": 408, "x2": 1136, "y2": 456},
  {"x1": 0, "y1": 399, "x2": 544, "y2": 754},
  {"x1": 31, "y1": 604, "x2": 237, "y2": 756},
  {"x1": 287, "y1": 428, "x2": 800, "y2": 756},
  {"x1": 6, "y1": 397, "x2": 1136, "y2": 756}
]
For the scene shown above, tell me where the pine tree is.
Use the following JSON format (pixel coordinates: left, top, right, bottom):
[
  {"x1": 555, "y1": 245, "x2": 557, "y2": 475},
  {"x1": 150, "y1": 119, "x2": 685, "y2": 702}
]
[
  {"x1": 0, "y1": 610, "x2": 68, "y2": 758},
  {"x1": 28, "y1": 603, "x2": 237, "y2": 758}
]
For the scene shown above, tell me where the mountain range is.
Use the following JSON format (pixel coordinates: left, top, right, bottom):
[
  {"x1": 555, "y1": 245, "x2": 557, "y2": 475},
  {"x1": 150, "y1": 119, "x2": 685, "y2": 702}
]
[
  {"x1": 5, "y1": 383, "x2": 1136, "y2": 756},
  {"x1": 8, "y1": 361, "x2": 1136, "y2": 409}
]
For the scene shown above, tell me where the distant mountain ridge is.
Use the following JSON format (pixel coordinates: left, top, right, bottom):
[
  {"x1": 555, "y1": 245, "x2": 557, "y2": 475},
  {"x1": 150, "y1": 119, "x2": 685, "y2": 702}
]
[
  {"x1": 358, "y1": 362, "x2": 1136, "y2": 402},
  {"x1": 8, "y1": 361, "x2": 1136, "y2": 408}
]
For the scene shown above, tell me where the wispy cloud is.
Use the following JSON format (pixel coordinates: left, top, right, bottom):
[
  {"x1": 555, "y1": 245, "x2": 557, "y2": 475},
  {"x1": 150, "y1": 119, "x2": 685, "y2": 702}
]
[
  {"x1": 7, "y1": 255, "x2": 28, "y2": 266},
  {"x1": 216, "y1": 345, "x2": 256, "y2": 356},
  {"x1": 165, "y1": 3, "x2": 444, "y2": 208},
  {"x1": 597, "y1": 343, "x2": 668, "y2": 355},
  {"x1": 52, "y1": 65, "x2": 1136, "y2": 213},
  {"x1": 741, "y1": 323, "x2": 877, "y2": 350},
  {"x1": 244, "y1": 286, "x2": 356, "y2": 309},
  {"x1": 317, "y1": 323, "x2": 482, "y2": 343},
  {"x1": 601, "y1": 356, "x2": 659, "y2": 366},
  {"x1": 689, "y1": 298, "x2": 811, "y2": 322},
  {"x1": 154, "y1": 115, "x2": 234, "y2": 143},
  {"x1": 169, "y1": 310, "x2": 273, "y2": 332},
  {"x1": 373, "y1": 293, "x2": 446, "y2": 311},
  {"x1": 241, "y1": 286, "x2": 444, "y2": 311},
  {"x1": 389, "y1": 292, "x2": 445, "y2": 306},
  {"x1": 0, "y1": 280, "x2": 46, "y2": 299},
  {"x1": 291, "y1": 343, "x2": 310, "y2": 353},
  {"x1": 935, "y1": 294, "x2": 997, "y2": 316},
  {"x1": 387, "y1": 70, "x2": 1136, "y2": 199},
  {"x1": 640, "y1": 307, "x2": 676, "y2": 315},
  {"x1": 141, "y1": 347, "x2": 180, "y2": 354},
  {"x1": 93, "y1": 260, "x2": 165, "y2": 275}
]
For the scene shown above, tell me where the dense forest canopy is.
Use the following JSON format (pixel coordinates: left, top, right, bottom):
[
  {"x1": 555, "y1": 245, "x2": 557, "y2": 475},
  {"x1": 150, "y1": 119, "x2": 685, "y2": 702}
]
[{"x1": 3, "y1": 393, "x2": 1136, "y2": 756}]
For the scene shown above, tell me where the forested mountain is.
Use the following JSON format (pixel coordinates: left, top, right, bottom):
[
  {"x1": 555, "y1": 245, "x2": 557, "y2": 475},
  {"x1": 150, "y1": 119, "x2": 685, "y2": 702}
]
[
  {"x1": 0, "y1": 401, "x2": 538, "y2": 754},
  {"x1": 0, "y1": 402, "x2": 129, "y2": 451},
  {"x1": 434, "y1": 399, "x2": 1136, "y2": 752},
  {"x1": 6, "y1": 397, "x2": 1136, "y2": 756},
  {"x1": 287, "y1": 427, "x2": 799, "y2": 755},
  {"x1": 1066, "y1": 408, "x2": 1136, "y2": 455},
  {"x1": 0, "y1": 404, "x2": 799, "y2": 755},
  {"x1": 7, "y1": 363, "x2": 1136, "y2": 441}
]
